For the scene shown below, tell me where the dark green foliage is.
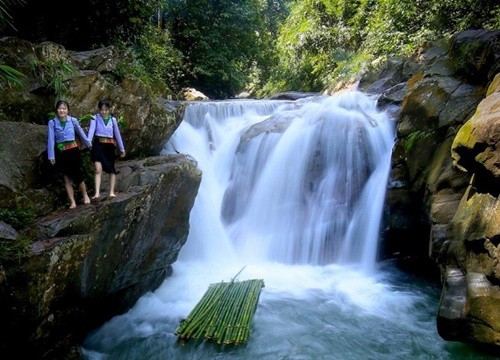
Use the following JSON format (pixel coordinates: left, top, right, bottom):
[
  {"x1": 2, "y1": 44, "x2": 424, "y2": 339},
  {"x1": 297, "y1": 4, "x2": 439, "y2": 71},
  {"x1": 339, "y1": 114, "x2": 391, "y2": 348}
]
[
  {"x1": 4, "y1": 0, "x2": 183, "y2": 96},
  {"x1": 164, "y1": 0, "x2": 290, "y2": 98},
  {"x1": 405, "y1": 130, "x2": 428, "y2": 152},
  {"x1": 3, "y1": 0, "x2": 163, "y2": 50},
  {"x1": 3, "y1": 0, "x2": 498, "y2": 99},
  {"x1": 0, "y1": 0, "x2": 26, "y2": 91},
  {"x1": 0, "y1": 236, "x2": 30, "y2": 261},
  {"x1": 130, "y1": 24, "x2": 184, "y2": 96},
  {"x1": 3, "y1": 0, "x2": 290, "y2": 98},
  {"x1": 0, "y1": 207, "x2": 31, "y2": 261},
  {"x1": 263, "y1": 0, "x2": 500, "y2": 94},
  {"x1": 0, "y1": 208, "x2": 34, "y2": 230}
]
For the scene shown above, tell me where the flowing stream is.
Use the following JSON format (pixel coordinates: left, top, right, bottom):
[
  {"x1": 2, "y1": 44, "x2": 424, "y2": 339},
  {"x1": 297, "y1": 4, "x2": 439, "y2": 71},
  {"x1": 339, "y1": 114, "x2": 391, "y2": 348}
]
[{"x1": 82, "y1": 93, "x2": 496, "y2": 359}]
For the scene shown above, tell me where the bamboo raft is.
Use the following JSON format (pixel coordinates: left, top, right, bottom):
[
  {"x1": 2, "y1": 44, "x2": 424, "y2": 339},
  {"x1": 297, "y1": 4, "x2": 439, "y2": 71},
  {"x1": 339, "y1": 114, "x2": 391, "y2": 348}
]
[{"x1": 176, "y1": 278, "x2": 264, "y2": 345}]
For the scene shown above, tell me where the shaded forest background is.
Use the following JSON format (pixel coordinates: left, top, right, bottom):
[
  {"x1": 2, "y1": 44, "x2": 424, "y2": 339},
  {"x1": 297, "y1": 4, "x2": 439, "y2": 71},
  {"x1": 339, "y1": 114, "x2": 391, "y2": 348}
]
[{"x1": 2, "y1": 0, "x2": 500, "y2": 98}]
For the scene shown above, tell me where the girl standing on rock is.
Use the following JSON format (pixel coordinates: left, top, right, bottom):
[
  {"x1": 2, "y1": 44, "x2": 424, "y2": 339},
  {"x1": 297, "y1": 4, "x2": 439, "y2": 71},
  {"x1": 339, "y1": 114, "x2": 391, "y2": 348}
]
[
  {"x1": 47, "y1": 100, "x2": 92, "y2": 209},
  {"x1": 87, "y1": 99, "x2": 126, "y2": 199}
]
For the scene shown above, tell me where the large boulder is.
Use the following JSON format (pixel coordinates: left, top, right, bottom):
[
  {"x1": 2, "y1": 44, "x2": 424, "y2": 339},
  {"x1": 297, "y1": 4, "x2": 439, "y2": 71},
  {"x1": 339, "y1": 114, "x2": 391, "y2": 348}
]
[
  {"x1": 0, "y1": 154, "x2": 201, "y2": 357},
  {"x1": 447, "y1": 30, "x2": 500, "y2": 85},
  {"x1": 0, "y1": 121, "x2": 57, "y2": 216},
  {"x1": 437, "y1": 185, "x2": 500, "y2": 346},
  {"x1": 179, "y1": 87, "x2": 209, "y2": 101},
  {"x1": 66, "y1": 68, "x2": 185, "y2": 158},
  {"x1": 64, "y1": 46, "x2": 185, "y2": 158},
  {"x1": 451, "y1": 73, "x2": 500, "y2": 189},
  {"x1": 436, "y1": 74, "x2": 500, "y2": 346}
]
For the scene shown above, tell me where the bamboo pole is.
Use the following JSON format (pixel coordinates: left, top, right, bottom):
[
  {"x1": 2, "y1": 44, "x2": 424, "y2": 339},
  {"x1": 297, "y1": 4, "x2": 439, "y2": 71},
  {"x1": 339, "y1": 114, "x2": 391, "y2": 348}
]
[
  {"x1": 176, "y1": 283, "x2": 217, "y2": 336},
  {"x1": 176, "y1": 278, "x2": 264, "y2": 345},
  {"x1": 223, "y1": 280, "x2": 249, "y2": 344},
  {"x1": 181, "y1": 282, "x2": 227, "y2": 339},
  {"x1": 214, "y1": 282, "x2": 239, "y2": 343}
]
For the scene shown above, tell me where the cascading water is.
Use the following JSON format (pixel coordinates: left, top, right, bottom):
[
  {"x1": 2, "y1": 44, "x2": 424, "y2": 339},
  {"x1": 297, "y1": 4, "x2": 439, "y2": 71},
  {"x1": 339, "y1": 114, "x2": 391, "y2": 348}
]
[
  {"x1": 165, "y1": 92, "x2": 394, "y2": 271},
  {"x1": 82, "y1": 93, "x2": 494, "y2": 360}
]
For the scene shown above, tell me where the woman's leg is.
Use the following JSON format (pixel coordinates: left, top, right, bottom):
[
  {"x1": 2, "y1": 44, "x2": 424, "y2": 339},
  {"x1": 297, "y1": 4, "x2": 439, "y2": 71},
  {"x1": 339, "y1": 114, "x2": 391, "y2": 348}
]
[
  {"x1": 109, "y1": 173, "x2": 116, "y2": 197},
  {"x1": 64, "y1": 175, "x2": 77, "y2": 209},
  {"x1": 79, "y1": 181, "x2": 91, "y2": 204},
  {"x1": 93, "y1": 161, "x2": 103, "y2": 199}
]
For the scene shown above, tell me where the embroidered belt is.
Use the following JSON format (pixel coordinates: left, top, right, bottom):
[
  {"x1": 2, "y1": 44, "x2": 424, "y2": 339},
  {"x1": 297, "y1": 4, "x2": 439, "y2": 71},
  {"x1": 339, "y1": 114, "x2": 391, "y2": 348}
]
[
  {"x1": 98, "y1": 137, "x2": 115, "y2": 144},
  {"x1": 57, "y1": 141, "x2": 78, "y2": 151}
]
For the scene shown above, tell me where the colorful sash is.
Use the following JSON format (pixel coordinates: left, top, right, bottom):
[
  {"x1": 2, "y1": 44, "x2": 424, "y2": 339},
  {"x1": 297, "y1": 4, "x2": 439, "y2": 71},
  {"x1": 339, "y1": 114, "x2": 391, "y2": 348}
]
[
  {"x1": 57, "y1": 141, "x2": 78, "y2": 151},
  {"x1": 98, "y1": 137, "x2": 115, "y2": 144}
]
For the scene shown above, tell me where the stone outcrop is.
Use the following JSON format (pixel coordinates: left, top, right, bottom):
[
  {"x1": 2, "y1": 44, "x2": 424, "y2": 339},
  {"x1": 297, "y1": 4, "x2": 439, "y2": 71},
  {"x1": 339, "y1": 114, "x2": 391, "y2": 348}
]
[
  {"x1": 436, "y1": 74, "x2": 500, "y2": 346},
  {"x1": 0, "y1": 121, "x2": 58, "y2": 216},
  {"x1": 363, "y1": 31, "x2": 499, "y2": 276},
  {"x1": 0, "y1": 37, "x2": 190, "y2": 219},
  {"x1": 179, "y1": 87, "x2": 209, "y2": 101},
  {"x1": 451, "y1": 74, "x2": 500, "y2": 188},
  {"x1": 359, "y1": 29, "x2": 500, "y2": 347},
  {"x1": 0, "y1": 38, "x2": 185, "y2": 158},
  {"x1": 0, "y1": 154, "x2": 201, "y2": 357}
]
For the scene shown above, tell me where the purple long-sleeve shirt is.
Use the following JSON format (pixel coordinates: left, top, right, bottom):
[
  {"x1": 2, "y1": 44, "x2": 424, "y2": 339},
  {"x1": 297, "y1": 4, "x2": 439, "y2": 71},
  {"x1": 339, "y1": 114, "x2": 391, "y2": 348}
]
[
  {"x1": 47, "y1": 116, "x2": 90, "y2": 160},
  {"x1": 87, "y1": 114, "x2": 125, "y2": 152}
]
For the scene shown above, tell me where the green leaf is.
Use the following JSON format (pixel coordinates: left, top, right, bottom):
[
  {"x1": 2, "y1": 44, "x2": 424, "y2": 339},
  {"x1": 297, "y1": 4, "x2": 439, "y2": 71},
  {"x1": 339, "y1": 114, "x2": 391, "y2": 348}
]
[{"x1": 0, "y1": 64, "x2": 26, "y2": 87}]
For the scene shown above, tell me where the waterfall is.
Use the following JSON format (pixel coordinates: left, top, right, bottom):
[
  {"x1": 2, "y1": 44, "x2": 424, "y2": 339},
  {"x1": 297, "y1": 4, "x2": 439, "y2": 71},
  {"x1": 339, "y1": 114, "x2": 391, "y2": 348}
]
[
  {"x1": 83, "y1": 93, "x2": 464, "y2": 360},
  {"x1": 164, "y1": 92, "x2": 394, "y2": 272}
]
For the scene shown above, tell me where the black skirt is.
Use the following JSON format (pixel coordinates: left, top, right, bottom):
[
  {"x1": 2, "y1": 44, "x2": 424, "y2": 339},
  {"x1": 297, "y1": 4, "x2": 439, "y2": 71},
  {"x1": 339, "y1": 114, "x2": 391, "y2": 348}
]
[
  {"x1": 55, "y1": 147, "x2": 85, "y2": 185},
  {"x1": 91, "y1": 139, "x2": 116, "y2": 174}
]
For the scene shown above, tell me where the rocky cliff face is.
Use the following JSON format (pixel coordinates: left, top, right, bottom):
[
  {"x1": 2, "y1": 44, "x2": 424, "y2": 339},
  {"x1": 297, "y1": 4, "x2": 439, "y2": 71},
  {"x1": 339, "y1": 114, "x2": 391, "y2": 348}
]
[
  {"x1": 436, "y1": 74, "x2": 500, "y2": 346},
  {"x1": 0, "y1": 154, "x2": 201, "y2": 357},
  {"x1": 361, "y1": 29, "x2": 500, "y2": 347},
  {"x1": 0, "y1": 38, "x2": 202, "y2": 357}
]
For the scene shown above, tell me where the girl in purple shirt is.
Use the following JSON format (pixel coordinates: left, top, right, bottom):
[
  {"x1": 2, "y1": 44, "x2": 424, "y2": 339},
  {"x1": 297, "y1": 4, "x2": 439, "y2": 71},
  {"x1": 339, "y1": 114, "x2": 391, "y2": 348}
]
[
  {"x1": 87, "y1": 99, "x2": 126, "y2": 199},
  {"x1": 47, "y1": 100, "x2": 92, "y2": 209}
]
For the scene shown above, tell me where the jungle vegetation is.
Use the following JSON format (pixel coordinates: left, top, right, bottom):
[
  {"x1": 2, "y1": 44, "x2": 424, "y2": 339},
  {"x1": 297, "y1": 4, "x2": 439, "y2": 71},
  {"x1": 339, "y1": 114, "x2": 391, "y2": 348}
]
[{"x1": 2, "y1": 0, "x2": 499, "y2": 98}]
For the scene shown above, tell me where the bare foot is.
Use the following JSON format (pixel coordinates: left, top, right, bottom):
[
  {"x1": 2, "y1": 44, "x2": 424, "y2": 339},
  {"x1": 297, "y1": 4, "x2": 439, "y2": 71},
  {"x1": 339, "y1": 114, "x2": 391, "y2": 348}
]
[
  {"x1": 69, "y1": 203, "x2": 77, "y2": 209},
  {"x1": 84, "y1": 195, "x2": 91, "y2": 204},
  {"x1": 91, "y1": 194, "x2": 100, "y2": 200},
  {"x1": 109, "y1": 193, "x2": 116, "y2": 198}
]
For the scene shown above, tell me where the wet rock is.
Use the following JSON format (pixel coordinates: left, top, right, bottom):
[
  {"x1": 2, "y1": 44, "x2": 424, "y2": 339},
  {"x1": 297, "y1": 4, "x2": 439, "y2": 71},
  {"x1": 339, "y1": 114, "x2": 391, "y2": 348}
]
[
  {"x1": 452, "y1": 73, "x2": 500, "y2": 191},
  {"x1": 0, "y1": 154, "x2": 201, "y2": 356}
]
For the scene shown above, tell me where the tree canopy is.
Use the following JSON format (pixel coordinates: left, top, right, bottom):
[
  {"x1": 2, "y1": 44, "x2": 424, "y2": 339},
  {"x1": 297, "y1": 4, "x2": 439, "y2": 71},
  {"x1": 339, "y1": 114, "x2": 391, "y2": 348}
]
[
  {"x1": 2, "y1": 0, "x2": 499, "y2": 98},
  {"x1": 3, "y1": 0, "x2": 163, "y2": 49},
  {"x1": 261, "y1": 0, "x2": 500, "y2": 95},
  {"x1": 163, "y1": 0, "x2": 288, "y2": 98}
]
